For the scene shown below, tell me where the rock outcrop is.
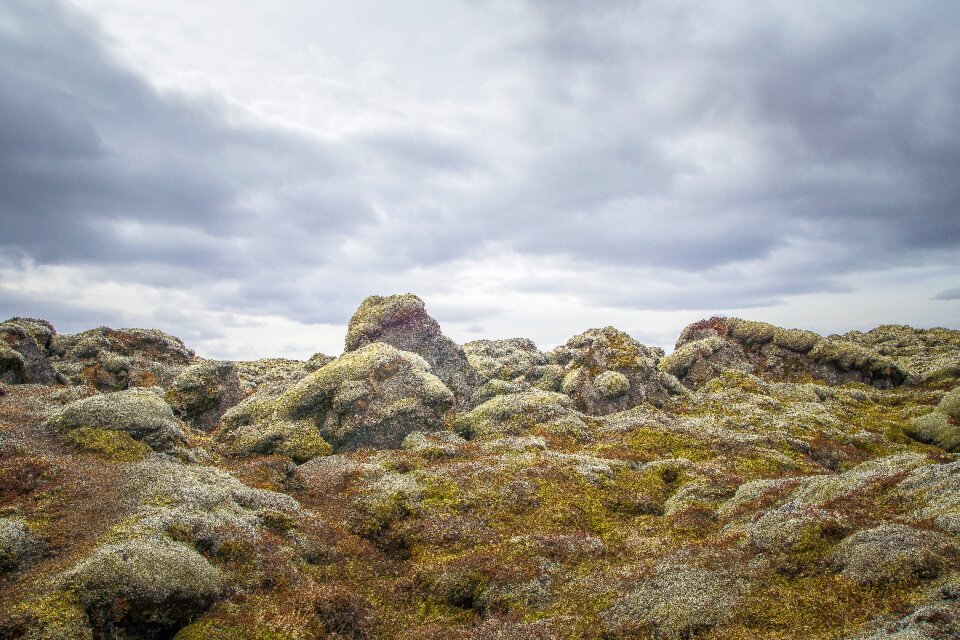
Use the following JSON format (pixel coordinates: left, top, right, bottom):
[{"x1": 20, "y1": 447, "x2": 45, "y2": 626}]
[
  {"x1": 345, "y1": 294, "x2": 480, "y2": 403},
  {"x1": 551, "y1": 326, "x2": 684, "y2": 414},
  {"x1": 166, "y1": 360, "x2": 244, "y2": 431},
  {"x1": 0, "y1": 318, "x2": 59, "y2": 385},
  {"x1": 663, "y1": 317, "x2": 908, "y2": 389}
]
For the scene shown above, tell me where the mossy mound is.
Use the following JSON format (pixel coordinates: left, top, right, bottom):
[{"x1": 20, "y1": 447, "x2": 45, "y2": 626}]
[
  {"x1": 166, "y1": 360, "x2": 243, "y2": 431},
  {"x1": 62, "y1": 426, "x2": 152, "y2": 462},
  {"x1": 830, "y1": 523, "x2": 959, "y2": 585},
  {"x1": 604, "y1": 561, "x2": 744, "y2": 639},
  {"x1": 551, "y1": 326, "x2": 683, "y2": 415},
  {"x1": 60, "y1": 535, "x2": 224, "y2": 637},
  {"x1": 668, "y1": 316, "x2": 908, "y2": 389},
  {"x1": 344, "y1": 294, "x2": 480, "y2": 403},
  {"x1": 0, "y1": 517, "x2": 35, "y2": 572},
  {"x1": 45, "y1": 387, "x2": 187, "y2": 451},
  {"x1": 219, "y1": 342, "x2": 453, "y2": 455},
  {"x1": 51, "y1": 326, "x2": 194, "y2": 390},
  {"x1": 907, "y1": 386, "x2": 960, "y2": 451},
  {"x1": 452, "y1": 390, "x2": 587, "y2": 439},
  {"x1": 0, "y1": 318, "x2": 59, "y2": 385}
]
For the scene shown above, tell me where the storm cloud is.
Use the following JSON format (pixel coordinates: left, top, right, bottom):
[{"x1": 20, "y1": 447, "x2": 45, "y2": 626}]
[{"x1": 0, "y1": 0, "x2": 958, "y2": 357}]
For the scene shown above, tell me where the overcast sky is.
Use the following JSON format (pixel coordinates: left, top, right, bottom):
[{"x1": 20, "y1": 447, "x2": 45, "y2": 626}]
[{"x1": 1, "y1": 0, "x2": 958, "y2": 359}]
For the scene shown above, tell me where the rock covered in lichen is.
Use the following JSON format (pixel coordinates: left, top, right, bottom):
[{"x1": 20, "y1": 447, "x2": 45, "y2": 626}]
[
  {"x1": 830, "y1": 523, "x2": 959, "y2": 585},
  {"x1": 843, "y1": 324, "x2": 960, "y2": 382},
  {"x1": 166, "y1": 360, "x2": 243, "y2": 431},
  {"x1": 344, "y1": 294, "x2": 480, "y2": 403},
  {"x1": 552, "y1": 326, "x2": 683, "y2": 415},
  {"x1": 0, "y1": 517, "x2": 36, "y2": 572},
  {"x1": 604, "y1": 560, "x2": 744, "y2": 638},
  {"x1": 219, "y1": 342, "x2": 453, "y2": 455},
  {"x1": 452, "y1": 390, "x2": 589, "y2": 439},
  {"x1": 52, "y1": 326, "x2": 195, "y2": 390},
  {"x1": 0, "y1": 318, "x2": 59, "y2": 385},
  {"x1": 45, "y1": 387, "x2": 187, "y2": 451},
  {"x1": 462, "y1": 338, "x2": 553, "y2": 384},
  {"x1": 907, "y1": 386, "x2": 960, "y2": 451},
  {"x1": 60, "y1": 535, "x2": 224, "y2": 637},
  {"x1": 667, "y1": 317, "x2": 908, "y2": 389}
]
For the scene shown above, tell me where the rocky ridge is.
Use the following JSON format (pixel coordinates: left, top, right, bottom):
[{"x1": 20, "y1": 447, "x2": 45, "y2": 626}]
[{"x1": 0, "y1": 295, "x2": 958, "y2": 640}]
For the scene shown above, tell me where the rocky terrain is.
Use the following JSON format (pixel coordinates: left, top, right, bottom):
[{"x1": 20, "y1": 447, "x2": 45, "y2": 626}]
[{"x1": 1, "y1": 295, "x2": 959, "y2": 639}]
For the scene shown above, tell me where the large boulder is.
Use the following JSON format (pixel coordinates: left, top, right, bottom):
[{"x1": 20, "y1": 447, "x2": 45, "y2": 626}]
[
  {"x1": 0, "y1": 318, "x2": 59, "y2": 385},
  {"x1": 344, "y1": 294, "x2": 480, "y2": 403},
  {"x1": 462, "y1": 338, "x2": 560, "y2": 392},
  {"x1": 218, "y1": 342, "x2": 454, "y2": 455},
  {"x1": 550, "y1": 326, "x2": 683, "y2": 414},
  {"x1": 45, "y1": 387, "x2": 187, "y2": 451},
  {"x1": 52, "y1": 326, "x2": 195, "y2": 390},
  {"x1": 664, "y1": 317, "x2": 908, "y2": 389},
  {"x1": 60, "y1": 535, "x2": 223, "y2": 638},
  {"x1": 166, "y1": 360, "x2": 243, "y2": 431}
]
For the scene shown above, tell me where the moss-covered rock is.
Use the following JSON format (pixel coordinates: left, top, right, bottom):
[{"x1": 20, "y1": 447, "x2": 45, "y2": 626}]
[
  {"x1": 62, "y1": 426, "x2": 152, "y2": 462},
  {"x1": 0, "y1": 517, "x2": 35, "y2": 572},
  {"x1": 166, "y1": 360, "x2": 244, "y2": 431},
  {"x1": 895, "y1": 461, "x2": 960, "y2": 535},
  {"x1": 669, "y1": 316, "x2": 907, "y2": 388},
  {"x1": 52, "y1": 326, "x2": 194, "y2": 390},
  {"x1": 463, "y1": 338, "x2": 548, "y2": 382},
  {"x1": 452, "y1": 390, "x2": 586, "y2": 439},
  {"x1": 45, "y1": 387, "x2": 187, "y2": 451},
  {"x1": 344, "y1": 294, "x2": 480, "y2": 403},
  {"x1": 552, "y1": 326, "x2": 683, "y2": 414},
  {"x1": 0, "y1": 318, "x2": 59, "y2": 385},
  {"x1": 604, "y1": 561, "x2": 744, "y2": 639},
  {"x1": 220, "y1": 342, "x2": 453, "y2": 455},
  {"x1": 60, "y1": 535, "x2": 224, "y2": 637},
  {"x1": 907, "y1": 386, "x2": 960, "y2": 451},
  {"x1": 830, "y1": 523, "x2": 959, "y2": 585}
]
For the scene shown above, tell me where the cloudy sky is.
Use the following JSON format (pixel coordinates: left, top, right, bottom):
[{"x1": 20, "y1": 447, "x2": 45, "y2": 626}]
[{"x1": 1, "y1": 0, "x2": 958, "y2": 359}]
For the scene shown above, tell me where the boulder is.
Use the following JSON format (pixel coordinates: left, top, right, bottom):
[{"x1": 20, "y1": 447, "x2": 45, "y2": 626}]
[
  {"x1": 219, "y1": 342, "x2": 453, "y2": 455},
  {"x1": 0, "y1": 517, "x2": 35, "y2": 572},
  {"x1": 60, "y1": 535, "x2": 223, "y2": 637},
  {"x1": 166, "y1": 360, "x2": 243, "y2": 431},
  {"x1": 463, "y1": 338, "x2": 548, "y2": 383},
  {"x1": 52, "y1": 326, "x2": 194, "y2": 390},
  {"x1": 45, "y1": 387, "x2": 187, "y2": 451},
  {"x1": 452, "y1": 390, "x2": 588, "y2": 439},
  {"x1": 907, "y1": 386, "x2": 960, "y2": 451},
  {"x1": 344, "y1": 294, "x2": 480, "y2": 403},
  {"x1": 830, "y1": 523, "x2": 959, "y2": 585},
  {"x1": 0, "y1": 318, "x2": 58, "y2": 385},
  {"x1": 666, "y1": 317, "x2": 907, "y2": 389},
  {"x1": 551, "y1": 326, "x2": 683, "y2": 414},
  {"x1": 604, "y1": 561, "x2": 744, "y2": 639}
]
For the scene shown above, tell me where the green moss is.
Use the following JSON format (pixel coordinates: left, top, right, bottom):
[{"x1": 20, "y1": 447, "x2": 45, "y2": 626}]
[
  {"x1": 659, "y1": 336, "x2": 727, "y2": 378},
  {"x1": 906, "y1": 411, "x2": 960, "y2": 452},
  {"x1": 62, "y1": 426, "x2": 151, "y2": 462},
  {"x1": 453, "y1": 391, "x2": 573, "y2": 438},
  {"x1": 626, "y1": 428, "x2": 714, "y2": 462},
  {"x1": 11, "y1": 592, "x2": 91, "y2": 639}
]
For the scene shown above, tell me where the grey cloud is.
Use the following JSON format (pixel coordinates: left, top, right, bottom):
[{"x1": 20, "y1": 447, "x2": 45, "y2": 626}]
[{"x1": 934, "y1": 287, "x2": 960, "y2": 301}]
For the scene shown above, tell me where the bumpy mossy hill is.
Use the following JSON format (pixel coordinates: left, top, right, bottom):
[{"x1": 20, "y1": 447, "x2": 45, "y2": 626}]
[{"x1": 1, "y1": 305, "x2": 959, "y2": 640}]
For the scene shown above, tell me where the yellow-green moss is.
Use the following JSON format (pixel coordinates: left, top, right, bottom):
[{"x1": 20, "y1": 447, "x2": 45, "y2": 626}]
[
  {"x1": 63, "y1": 426, "x2": 151, "y2": 462},
  {"x1": 626, "y1": 428, "x2": 715, "y2": 462}
]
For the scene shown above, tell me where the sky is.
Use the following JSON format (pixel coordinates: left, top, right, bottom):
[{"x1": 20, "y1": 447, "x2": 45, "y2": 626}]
[{"x1": 1, "y1": 0, "x2": 958, "y2": 360}]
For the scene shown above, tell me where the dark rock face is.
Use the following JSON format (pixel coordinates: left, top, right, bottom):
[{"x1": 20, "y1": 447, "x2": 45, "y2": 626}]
[
  {"x1": 663, "y1": 317, "x2": 908, "y2": 389},
  {"x1": 51, "y1": 326, "x2": 195, "y2": 390},
  {"x1": 0, "y1": 318, "x2": 59, "y2": 385},
  {"x1": 344, "y1": 294, "x2": 480, "y2": 403},
  {"x1": 166, "y1": 360, "x2": 244, "y2": 431},
  {"x1": 550, "y1": 326, "x2": 684, "y2": 415}
]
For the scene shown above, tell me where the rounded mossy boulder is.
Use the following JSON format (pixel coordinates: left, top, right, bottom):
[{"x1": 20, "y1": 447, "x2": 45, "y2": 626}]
[
  {"x1": 906, "y1": 386, "x2": 960, "y2": 451},
  {"x1": 604, "y1": 561, "x2": 744, "y2": 639},
  {"x1": 219, "y1": 342, "x2": 454, "y2": 455},
  {"x1": 60, "y1": 535, "x2": 224, "y2": 637},
  {"x1": 45, "y1": 387, "x2": 187, "y2": 451},
  {"x1": 452, "y1": 390, "x2": 586, "y2": 439},
  {"x1": 462, "y1": 338, "x2": 548, "y2": 382},
  {"x1": 830, "y1": 523, "x2": 959, "y2": 585},
  {"x1": 166, "y1": 360, "x2": 243, "y2": 431}
]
